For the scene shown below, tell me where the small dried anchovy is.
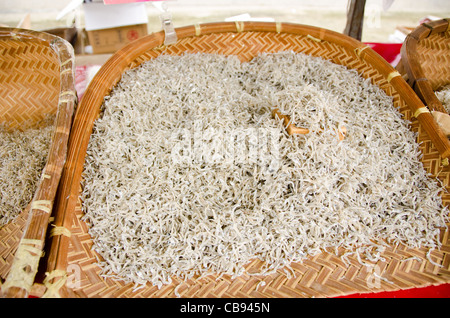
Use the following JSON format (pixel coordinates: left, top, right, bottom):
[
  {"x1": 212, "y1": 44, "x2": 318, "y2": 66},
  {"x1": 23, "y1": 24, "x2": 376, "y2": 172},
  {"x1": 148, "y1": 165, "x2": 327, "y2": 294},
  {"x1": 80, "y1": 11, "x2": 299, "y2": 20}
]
[
  {"x1": 82, "y1": 52, "x2": 448, "y2": 290},
  {"x1": 0, "y1": 116, "x2": 54, "y2": 227},
  {"x1": 436, "y1": 86, "x2": 450, "y2": 113}
]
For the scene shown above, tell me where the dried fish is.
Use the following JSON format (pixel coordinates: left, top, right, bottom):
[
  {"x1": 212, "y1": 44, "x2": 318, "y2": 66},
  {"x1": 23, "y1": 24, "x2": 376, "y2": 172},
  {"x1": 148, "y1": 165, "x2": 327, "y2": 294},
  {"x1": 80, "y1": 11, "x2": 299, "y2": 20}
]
[
  {"x1": 81, "y1": 52, "x2": 448, "y2": 289},
  {"x1": 436, "y1": 85, "x2": 450, "y2": 113},
  {"x1": 0, "y1": 117, "x2": 54, "y2": 227}
]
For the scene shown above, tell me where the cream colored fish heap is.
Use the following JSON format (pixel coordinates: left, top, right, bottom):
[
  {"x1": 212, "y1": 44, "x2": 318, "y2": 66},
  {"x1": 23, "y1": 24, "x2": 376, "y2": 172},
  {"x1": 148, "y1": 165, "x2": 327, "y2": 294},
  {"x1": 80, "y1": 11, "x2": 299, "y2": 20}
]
[
  {"x1": 436, "y1": 86, "x2": 450, "y2": 113},
  {"x1": 81, "y1": 52, "x2": 448, "y2": 289},
  {"x1": 0, "y1": 117, "x2": 54, "y2": 227}
]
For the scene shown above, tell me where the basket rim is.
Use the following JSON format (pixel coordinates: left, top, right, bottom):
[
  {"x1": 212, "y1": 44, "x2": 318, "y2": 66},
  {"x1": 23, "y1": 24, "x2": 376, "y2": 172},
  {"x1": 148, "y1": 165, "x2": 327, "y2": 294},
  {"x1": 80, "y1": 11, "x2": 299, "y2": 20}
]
[
  {"x1": 45, "y1": 21, "x2": 450, "y2": 297},
  {"x1": 400, "y1": 18, "x2": 450, "y2": 113},
  {"x1": 0, "y1": 27, "x2": 77, "y2": 298},
  {"x1": 81, "y1": 20, "x2": 450, "y2": 168}
]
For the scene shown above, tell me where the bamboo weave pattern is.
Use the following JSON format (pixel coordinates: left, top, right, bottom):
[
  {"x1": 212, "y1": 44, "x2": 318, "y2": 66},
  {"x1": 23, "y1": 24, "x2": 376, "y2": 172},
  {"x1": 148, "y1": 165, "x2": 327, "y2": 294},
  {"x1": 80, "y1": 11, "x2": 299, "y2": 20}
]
[
  {"x1": 0, "y1": 28, "x2": 76, "y2": 298},
  {"x1": 47, "y1": 23, "x2": 450, "y2": 298}
]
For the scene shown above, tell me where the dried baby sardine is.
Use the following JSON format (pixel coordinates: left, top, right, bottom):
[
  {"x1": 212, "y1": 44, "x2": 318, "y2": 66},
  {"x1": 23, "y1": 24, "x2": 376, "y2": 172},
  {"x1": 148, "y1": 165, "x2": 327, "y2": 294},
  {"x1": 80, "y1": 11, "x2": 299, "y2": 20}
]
[{"x1": 81, "y1": 52, "x2": 448, "y2": 290}]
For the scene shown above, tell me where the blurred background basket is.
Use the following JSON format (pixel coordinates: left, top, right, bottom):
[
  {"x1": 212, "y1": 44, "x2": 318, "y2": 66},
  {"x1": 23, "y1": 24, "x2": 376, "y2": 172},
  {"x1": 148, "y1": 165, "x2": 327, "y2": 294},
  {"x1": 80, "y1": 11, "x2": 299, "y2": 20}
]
[
  {"x1": 0, "y1": 27, "x2": 76, "y2": 298},
  {"x1": 397, "y1": 18, "x2": 450, "y2": 115},
  {"x1": 44, "y1": 21, "x2": 449, "y2": 298}
]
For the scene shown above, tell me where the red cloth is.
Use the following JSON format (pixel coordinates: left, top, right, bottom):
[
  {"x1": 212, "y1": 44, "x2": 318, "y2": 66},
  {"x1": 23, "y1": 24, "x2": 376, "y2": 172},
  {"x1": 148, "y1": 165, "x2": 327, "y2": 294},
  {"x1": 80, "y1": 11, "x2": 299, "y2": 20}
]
[
  {"x1": 365, "y1": 42, "x2": 403, "y2": 66},
  {"x1": 338, "y1": 283, "x2": 450, "y2": 298}
]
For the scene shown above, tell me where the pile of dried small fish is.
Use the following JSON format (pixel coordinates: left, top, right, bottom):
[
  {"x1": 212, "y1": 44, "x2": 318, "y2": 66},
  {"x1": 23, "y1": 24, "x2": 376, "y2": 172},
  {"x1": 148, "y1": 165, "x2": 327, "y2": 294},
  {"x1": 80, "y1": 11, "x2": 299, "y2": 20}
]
[{"x1": 81, "y1": 52, "x2": 448, "y2": 289}]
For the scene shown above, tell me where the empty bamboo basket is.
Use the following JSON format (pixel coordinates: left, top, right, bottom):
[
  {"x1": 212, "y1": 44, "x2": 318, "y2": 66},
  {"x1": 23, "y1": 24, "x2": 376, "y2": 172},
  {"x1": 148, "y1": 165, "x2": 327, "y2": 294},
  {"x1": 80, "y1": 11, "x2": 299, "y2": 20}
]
[
  {"x1": 397, "y1": 18, "x2": 450, "y2": 146},
  {"x1": 398, "y1": 18, "x2": 450, "y2": 113},
  {"x1": 44, "y1": 22, "x2": 449, "y2": 298},
  {"x1": 0, "y1": 28, "x2": 76, "y2": 298}
]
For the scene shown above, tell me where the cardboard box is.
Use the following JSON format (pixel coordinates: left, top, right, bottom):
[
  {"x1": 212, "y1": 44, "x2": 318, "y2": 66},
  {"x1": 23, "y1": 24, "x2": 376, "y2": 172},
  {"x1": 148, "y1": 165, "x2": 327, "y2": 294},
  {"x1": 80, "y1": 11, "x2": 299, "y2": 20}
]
[
  {"x1": 86, "y1": 23, "x2": 148, "y2": 54},
  {"x1": 83, "y1": 1, "x2": 149, "y2": 54}
]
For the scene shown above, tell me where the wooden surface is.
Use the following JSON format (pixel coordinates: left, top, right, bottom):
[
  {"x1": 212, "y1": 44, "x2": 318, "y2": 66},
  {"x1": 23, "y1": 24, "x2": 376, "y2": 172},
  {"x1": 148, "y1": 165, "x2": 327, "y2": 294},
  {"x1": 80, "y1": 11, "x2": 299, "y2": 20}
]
[{"x1": 344, "y1": 0, "x2": 366, "y2": 41}]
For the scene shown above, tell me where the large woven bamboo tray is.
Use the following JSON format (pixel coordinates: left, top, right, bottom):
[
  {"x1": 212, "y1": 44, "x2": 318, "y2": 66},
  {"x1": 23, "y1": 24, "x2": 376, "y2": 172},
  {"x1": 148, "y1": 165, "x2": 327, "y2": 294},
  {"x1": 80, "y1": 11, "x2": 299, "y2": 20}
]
[
  {"x1": 43, "y1": 22, "x2": 450, "y2": 298},
  {"x1": 397, "y1": 18, "x2": 450, "y2": 116},
  {"x1": 0, "y1": 28, "x2": 76, "y2": 298}
]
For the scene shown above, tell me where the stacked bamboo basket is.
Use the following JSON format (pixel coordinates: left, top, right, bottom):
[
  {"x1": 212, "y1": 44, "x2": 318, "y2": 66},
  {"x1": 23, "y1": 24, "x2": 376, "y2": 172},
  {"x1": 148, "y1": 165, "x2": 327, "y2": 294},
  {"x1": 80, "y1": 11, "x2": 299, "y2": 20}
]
[
  {"x1": 1, "y1": 21, "x2": 450, "y2": 298},
  {"x1": 397, "y1": 18, "x2": 450, "y2": 117},
  {"x1": 0, "y1": 28, "x2": 76, "y2": 298}
]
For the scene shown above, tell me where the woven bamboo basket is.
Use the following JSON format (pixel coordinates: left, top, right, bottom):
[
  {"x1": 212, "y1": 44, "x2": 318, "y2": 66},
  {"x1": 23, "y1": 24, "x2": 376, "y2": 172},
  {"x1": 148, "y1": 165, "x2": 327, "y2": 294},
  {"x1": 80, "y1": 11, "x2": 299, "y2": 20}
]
[
  {"x1": 0, "y1": 28, "x2": 76, "y2": 298},
  {"x1": 397, "y1": 18, "x2": 450, "y2": 114},
  {"x1": 44, "y1": 22, "x2": 450, "y2": 298}
]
